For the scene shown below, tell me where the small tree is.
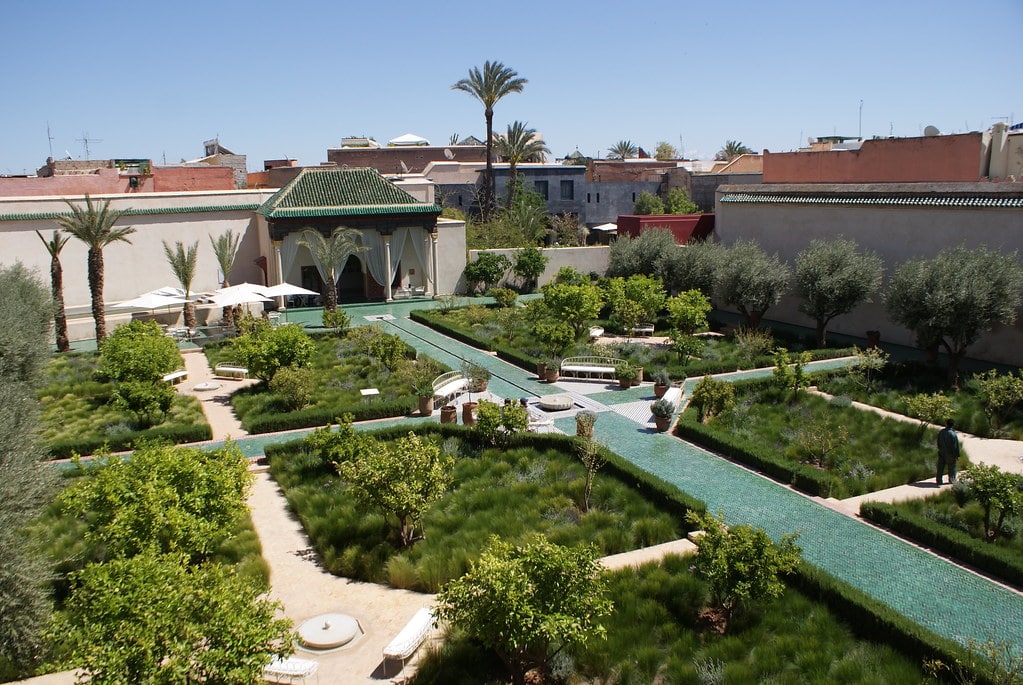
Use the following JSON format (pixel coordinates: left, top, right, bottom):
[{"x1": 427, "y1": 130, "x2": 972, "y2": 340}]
[
  {"x1": 975, "y1": 369, "x2": 1023, "y2": 431},
  {"x1": 98, "y1": 320, "x2": 181, "y2": 383},
  {"x1": 632, "y1": 191, "x2": 665, "y2": 215},
  {"x1": 848, "y1": 345, "x2": 889, "y2": 394},
  {"x1": 321, "y1": 306, "x2": 351, "y2": 335},
  {"x1": 958, "y1": 463, "x2": 1023, "y2": 542},
  {"x1": 607, "y1": 228, "x2": 677, "y2": 278},
  {"x1": 686, "y1": 511, "x2": 801, "y2": 631},
  {"x1": 36, "y1": 229, "x2": 71, "y2": 352},
  {"x1": 795, "y1": 238, "x2": 884, "y2": 347},
  {"x1": 666, "y1": 187, "x2": 699, "y2": 215},
  {"x1": 576, "y1": 437, "x2": 606, "y2": 514},
  {"x1": 715, "y1": 140, "x2": 753, "y2": 162},
  {"x1": 668, "y1": 330, "x2": 704, "y2": 364},
  {"x1": 50, "y1": 552, "x2": 293, "y2": 685},
  {"x1": 773, "y1": 347, "x2": 811, "y2": 401},
  {"x1": 904, "y1": 392, "x2": 955, "y2": 441},
  {"x1": 269, "y1": 365, "x2": 315, "y2": 411},
  {"x1": 540, "y1": 281, "x2": 602, "y2": 337},
  {"x1": 607, "y1": 140, "x2": 638, "y2": 160},
  {"x1": 210, "y1": 229, "x2": 242, "y2": 327},
  {"x1": 336, "y1": 431, "x2": 453, "y2": 548},
  {"x1": 666, "y1": 289, "x2": 711, "y2": 335},
  {"x1": 512, "y1": 246, "x2": 548, "y2": 292},
  {"x1": 231, "y1": 323, "x2": 314, "y2": 382},
  {"x1": 655, "y1": 239, "x2": 723, "y2": 297},
  {"x1": 162, "y1": 239, "x2": 199, "y2": 330},
  {"x1": 473, "y1": 400, "x2": 529, "y2": 447},
  {"x1": 112, "y1": 380, "x2": 176, "y2": 428},
  {"x1": 717, "y1": 240, "x2": 791, "y2": 329},
  {"x1": 532, "y1": 319, "x2": 575, "y2": 357},
  {"x1": 886, "y1": 246, "x2": 1023, "y2": 388},
  {"x1": 690, "y1": 376, "x2": 735, "y2": 423},
  {"x1": 654, "y1": 141, "x2": 679, "y2": 161},
  {"x1": 793, "y1": 410, "x2": 849, "y2": 470},
  {"x1": 436, "y1": 534, "x2": 611, "y2": 685},
  {"x1": 464, "y1": 251, "x2": 512, "y2": 294}
]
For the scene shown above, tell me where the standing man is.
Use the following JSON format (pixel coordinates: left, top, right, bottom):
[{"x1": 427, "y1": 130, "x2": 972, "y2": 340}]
[{"x1": 936, "y1": 419, "x2": 960, "y2": 485}]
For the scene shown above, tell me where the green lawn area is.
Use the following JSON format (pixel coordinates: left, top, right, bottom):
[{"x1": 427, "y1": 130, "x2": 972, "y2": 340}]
[
  {"x1": 37, "y1": 352, "x2": 209, "y2": 457},
  {"x1": 412, "y1": 554, "x2": 927, "y2": 684},
  {"x1": 269, "y1": 431, "x2": 684, "y2": 593}
]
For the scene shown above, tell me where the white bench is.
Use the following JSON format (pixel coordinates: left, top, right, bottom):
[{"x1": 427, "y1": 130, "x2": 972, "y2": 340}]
[
  {"x1": 632, "y1": 323, "x2": 655, "y2": 336},
  {"x1": 661, "y1": 385, "x2": 683, "y2": 410},
  {"x1": 263, "y1": 655, "x2": 318, "y2": 683},
  {"x1": 161, "y1": 369, "x2": 188, "y2": 384},
  {"x1": 432, "y1": 371, "x2": 467, "y2": 405},
  {"x1": 382, "y1": 607, "x2": 434, "y2": 676},
  {"x1": 214, "y1": 362, "x2": 249, "y2": 379},
  {"x1": 560, "y1": 356, "x2": 626, "y2": 380}
]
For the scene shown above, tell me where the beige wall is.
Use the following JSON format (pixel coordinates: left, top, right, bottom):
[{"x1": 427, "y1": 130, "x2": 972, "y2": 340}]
[
  {"x1": 715, "y1": 183, "x2": 1023, "y2": 365},
  {"x1": 467, "y1": 246, "x2": 611, "y2": 291}
]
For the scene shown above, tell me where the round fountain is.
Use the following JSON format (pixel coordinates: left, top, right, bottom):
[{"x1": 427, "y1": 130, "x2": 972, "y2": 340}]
[{"x1": 297, "y1": 613, "x2": 362, "y2": 650}]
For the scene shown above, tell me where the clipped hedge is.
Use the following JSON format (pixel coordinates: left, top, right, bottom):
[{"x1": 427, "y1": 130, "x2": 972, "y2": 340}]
[
  {"x1": 48, "y1": 423, "x2": 214, "y2": 459},
  {"x1": 410, "y1": 309, "x2": 494, "y2": 351},
  {"x1": 860, "y1": 502, "x2": 1023, "y2": 589},
  {"x1": 243, "y1": 397, "x2": 418, "y2": 434}
]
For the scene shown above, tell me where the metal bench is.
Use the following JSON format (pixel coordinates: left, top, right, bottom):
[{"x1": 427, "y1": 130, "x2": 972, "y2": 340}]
[
  {"x1": 382, "y1": 607, "x2": 434, "y2": 677},
  {"x1": 432, "y1": 371, "x2": 467, "y2": 405},
  {"x1": 161, "y1": 369, "x2": 188, "y2": 384},
  {"x1": 632, "y1": 323, "x2": 656, "y2": 336},
  {"x1": 560, "y1": 356, "x2": 625, "y2": 380},
  {"x1": 214, "y1": 362, "x2": 249, "y2": 379}
]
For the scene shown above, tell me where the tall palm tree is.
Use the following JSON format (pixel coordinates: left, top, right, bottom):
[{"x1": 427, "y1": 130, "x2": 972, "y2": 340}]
[
  {"x1": 296, "y1": 227, "x2": 367, "y2": 312},
  {"x1": 56, "y1": 195, "x2": 135, "y2": 341},
  {"x1": 163, "y1": 240, "x2": 199, "y2": 329},
  {"x1": 715, "y1": 140, "x2": 754, "y2": 161},
  {"x1": 35, "y1": 230, "x2": 71, "y2": 352},
  {"x1": 210, "y1": 229, "x2": 241, "y2": 326},
  {"x1": 495, "y1": 121, "x2": 550, "y2": 208},
  {"x1": 607, "y1": 140, "x2": 639, "y2": 160},
  {"x1": 451, "y1": 60, "x2": 527, "y2": 221}
]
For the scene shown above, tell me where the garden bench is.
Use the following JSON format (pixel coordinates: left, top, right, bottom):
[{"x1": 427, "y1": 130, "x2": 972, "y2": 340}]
[
  {"x1": 161, "y1": 369, "x2": 188, "y2": 384},
  {"x1": 214, "y1": 362, "x2": 249, "y2": 379},
  {"x1": 382, "y1": 607, "x2": 434, "y2": 676},
  {"x1": 560, "y1": 356, "x2": 625, "y2": 380},
  {"x1": 262, "y1": 655, "x2": 318, "y2": 683},
  {"x1": 660, "y1": 385, "x2": 683, "y2": 410},
  {"x1": 432, "y1": 371, "x2": 467, "y2": 405},
  {"x1": 632, "y1": 323, "x2": 656, "y2": 336}
]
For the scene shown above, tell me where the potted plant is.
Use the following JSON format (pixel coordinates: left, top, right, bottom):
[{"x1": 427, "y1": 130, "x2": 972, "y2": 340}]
[
  {"x1": 544, "y1": 356, "x2": 561, "y2": 383},
  {"x1": 461, "y1": 400, "x2": 477, "y2": 426},
  {"x1": 633, "y1": 365, "x2": 644, "y2": 386},
  {"x1": 536, "y1": 359, "x2": 548, "y2": 379},
  {"x1": 413, "y1": 377, "x2": 434, "y2": 416},
  {"x1": 652, "y1": 369, "x2": 670, "y2": 398},
  {"x1": 462, "y1": 360, "x2": 492, "y2": 393},
  {"x1": 404, "y1": 358, "x2": 441, "y2": 417},
  {"x1": 650, "y1": 398, "x2": 675, "y2": 432},
  {"x1": 616, "y1": 363, "x2": 637, "y2": 388},
  {"x1": 575, "y1": 410, "x2": 597, "y2": 438},
  {"x1": 440, "y1": 404, "x2": 457, "y2": 424}
]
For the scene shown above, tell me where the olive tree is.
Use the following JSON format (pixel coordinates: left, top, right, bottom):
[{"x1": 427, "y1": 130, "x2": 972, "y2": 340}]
[
  {"x1": 607, "y1": 228, "x2": 677, "y2": 278},
  {"x1": 795, "y1": 238, "x2": 883, "y2": 347},
  {"x1": 958, "y1": 463, "x2": 1023, "y2": 542},
  {"x1": 716, "y1": 240, "x2": 791, "y2": 329},
  {"x1": 655, "y1": 239, "x2": 724, "y2": 297},
  {"x1": 436, "y1": 534, "x2": 611, "y2": 685},
  {"x1": 885, "y1": 246, "x2": 1023, "y2": 388}
]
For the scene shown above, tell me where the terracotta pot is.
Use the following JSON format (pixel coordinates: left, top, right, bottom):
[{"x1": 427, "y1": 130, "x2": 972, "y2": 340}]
[
  {"x1": 633, "y1": 367, "x2": 644, "y2": 387},
  {"x1": 418, "y1": 395, "x2": 434, "y2": 417},
  {"x1": 440, "y1": 405, "x2": 457, "y2": 424},
  {"x1": 471, "y1": 379, "x2": 489, "y2": 393},
  {"x1": 544, "y1": 368, "x2": 560, "y2": 383},
  {"x1": 462, "y1": 401, "x2": 478, "y2": 426},
  {"x1": 654, "y1": 415, "x2": 672, "y2": 433},
  {"x1": 537, "y1": 362, "x2": 548, "y2": 378},
  {"x1": 619, "y1": 378, "x2": 632, "y2": 388},
  {"x1": 654, "y1": 383, "x2": 668, "y2": 398}
]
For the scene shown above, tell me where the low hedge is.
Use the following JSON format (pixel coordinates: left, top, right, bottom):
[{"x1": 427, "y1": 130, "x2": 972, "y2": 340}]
[
  {"x1": 860, "y1": 502, "x2": 1023, "y2": 589},
  {"x1": 48, "y1": 423, "x2": 214, "y2": 459},
  {"x1": 410, "y1": 310, "x2": 494, "y2": 352},
  {"x1": 242, "y1": 397, "x2": 418, "y2": 434}
]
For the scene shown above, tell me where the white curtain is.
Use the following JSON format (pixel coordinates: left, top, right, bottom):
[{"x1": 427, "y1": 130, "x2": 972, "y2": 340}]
[
  {"x1": 408, "y1": 228, "x2": 433, "y2": 288},
  {"x1": 362, "y1": 228, "x2": 409, "y2": 287},
  {"x1": 279, "y1": 232, "x2": 302, "y2": 283}
]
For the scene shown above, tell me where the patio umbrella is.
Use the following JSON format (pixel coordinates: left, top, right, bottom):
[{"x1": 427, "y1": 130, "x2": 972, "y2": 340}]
[
  {"x1": 210, "y1": 290, "x2": 272, "y2": 308},
  {"x1": 113, "y1": 293, "x2": 189, "y2": 309},
  {"x1": 259, "y1": 282, "x2": 320, "y2": 321},
  {"x1": 214, "y1": 282, "x2": 267, "y2": 296}
]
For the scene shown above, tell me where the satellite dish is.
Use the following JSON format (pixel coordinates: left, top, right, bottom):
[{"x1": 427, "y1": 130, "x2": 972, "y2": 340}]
[
  {"x1": 923, "y1": 125, "x2": 940, "y2": 137},
  {"x1": 400, "y1": 160, "x2": 410, "y2": 174},
  {"x1": 807, "y1": 137, "x2": 817, "y2": 146},
  {"x1": 443, "y1": 148, "x2": 455, "y2": 160}
]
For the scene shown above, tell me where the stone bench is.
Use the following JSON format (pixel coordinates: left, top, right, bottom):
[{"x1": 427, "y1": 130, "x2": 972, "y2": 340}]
[
  {"x1": 214, "y1": 362, "x2": 249, "y2": 379},
  {"x1": 560, "y1": 356, "x2": 625, "y2": 380},
  {"x1": 382, "y1": 607, "x2": 434, "y2": 676},
  {"x1": 161, "y1": 369, "x2": 188, "y2": 384},
  {"x1": 432, "y1": 371, "x2": 467, "y2": 405}
]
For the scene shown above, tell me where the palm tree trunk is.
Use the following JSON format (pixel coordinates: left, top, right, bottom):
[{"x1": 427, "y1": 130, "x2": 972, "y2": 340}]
[
  {"x1": 88, "y1": 247, "x2": 107, "y2": 340},
  {"x1": 51, "y1": 256, "x2": 70, "y2": 352},
  {"x1": 506, "y1": 163, "x2": 518, "y2": 209},
  {"x1": 183, "y1": 301, "x2": 197, "y2": 330},
  {"x1": 484, "y1": 108, "x2": 495, "y2": 221},
  {"x1": 323, "y1": 275, "x2": 338, "y2": 312}
]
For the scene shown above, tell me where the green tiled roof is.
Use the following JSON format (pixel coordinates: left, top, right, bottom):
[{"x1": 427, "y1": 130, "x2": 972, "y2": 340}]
[
  {"x1": 720, "y1": 192, "x2": 1023, "y2": 208},
  {"x1": 258, "y1": 167, "x2": 440, "y2": 219},
  {"x1": 0, "y1": 203, "x2": 261, "y2": 223}
]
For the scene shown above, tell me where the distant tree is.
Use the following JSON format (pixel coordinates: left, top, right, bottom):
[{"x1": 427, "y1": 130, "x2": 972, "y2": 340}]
[
  {"x1": 904, "y1": 392, "x2": 954, "y2": 441},
  {"x1": 59, "y1": 442, "x2": 251, "y2": 562},
  {"x1": 958, "y1": 463, "x2": 1023, "y2": 542},
  {"x1": 885, "y1": 246, "x2": 1023, "y2": 388},
  {"x1": 603, "y1": 274, "x2": 666, "y2": 324},
  {"x1": 540, "y1": 281, "x2": 603, "y2": 337},
  {"x1": 607, "y1": 228, "x2": 677, "y2": 277},
  {"x1": 210, "y1": 229, "x2": 242, "y2": 327},
  {"x1": 36, "y1": 230, "x2": 71, "y2": 352},
  {"x1": 575, "y1": 437, "x2": 605, "y2": 513},
  {"x1": 297, "y1": 227, "x2": 367, "y2": 313},
  {"x1": 607, "y1": 140, "x2": 639, "y2": 160},
  {"x1": 632, "y1": 191, "x2": 665, "y2": 215},
  {"x1": 499, "y1": 177, "x2": 549, "y2": 245},
  {"x1": 665, "y1": 187, "x2": 699, "y2": 215},
  {"x1": 772, "y1": 347, "x2": 811, "y2": 401},
  {"x1": 795, "y1": 238, "x2": 884, "y2": 347},
  {"x1": 463, "y1": 251, "x2": 512, "y2": 294},
  {"x1": 436, "y1": 535, "x2": 611, "y2": 685},
  {"x1": 655, "y1": 240, "x2": 724, "y2": 297},
  {"x1": 512, "y1": 246, "x2": 548, "y2": 292},
  {"x1": 231, "y1": 322, "x2": 315, "y2": 382},
  {"x1": 686, "y1": 511, "x2": 801, "y2": 632},
  {"x1": 0, "y1": 265, "x2": 55, "y2": 676},
  {"x1": 495, "y1": 121, "x2": 550, "y2": 208},
  {"x1": 666, "y1": 290, "x2": 712, "y2": 335},
  {"x1": 715, "y1": 140, "x2": 754, "y2": 161},
  {"x1": 716, "y1": 240, "x2": 791, "y2": 329},
  {"x1": 162, "y1": 239, "x2": 199, "y2": 330},
  {"x1": 50, "y1": 552, "x2": 293, "y2": 685},
  {"x1": 452, "y1": 61, "x2": 527, "y2": 221},
  {"x1": 57, "y1": 195, "x2": 135, "y2": 340},
  {"x1": 336, "y1": 430, "x2": 453, "y2": 548},
  {"x1": 550, "y1": 211, "x2": 588, "y2": 247},
  {"x1": 654, "y1": 141, "x2": 679, "y2": 160}
]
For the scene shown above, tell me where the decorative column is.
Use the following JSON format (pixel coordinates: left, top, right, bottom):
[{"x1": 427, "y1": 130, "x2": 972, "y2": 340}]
[
  {"x1": 272, "y1": 240, "x2": 284, "y2": 310},
  {"x1": 382, "y1": 234, "x2": 393, "y2": 302},
  {"x1": 430, "y1": 232, "x2": 440, "y2": 297}
]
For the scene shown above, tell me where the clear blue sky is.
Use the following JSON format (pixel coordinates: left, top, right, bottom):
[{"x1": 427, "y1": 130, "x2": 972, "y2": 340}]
[{"x1": 2, "y1": 0, "x2": 1020, "y2": 175}]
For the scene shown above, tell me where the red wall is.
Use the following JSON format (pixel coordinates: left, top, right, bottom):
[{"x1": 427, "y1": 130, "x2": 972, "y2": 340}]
[
  {"x1": 0, "y1": 166, "x2": 235, "y2": 197},
  {"x1": 616, "y1": 214, "x2": 715, "y2": 243},
  {"x1": 763, "y1": 133, "x2": 986, "y2": 183},
  {"x1": 152, "y1": 166, "x2": 234, "y2": 192}
]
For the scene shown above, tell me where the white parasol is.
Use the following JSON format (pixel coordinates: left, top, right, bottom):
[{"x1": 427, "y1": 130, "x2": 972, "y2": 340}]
[
  {"x1": 210, "y1": 290, "x2": 272, "y2": 308},
  {"x1": 113, "y1": 293, "x2": 189, "y2": 309}
]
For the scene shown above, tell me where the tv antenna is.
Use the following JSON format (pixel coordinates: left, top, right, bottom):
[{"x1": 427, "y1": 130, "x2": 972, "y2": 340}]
[
  {"x1": 76, "y1": 131, "x2": 102, "y2": 159},
  {"x1": 46, "y1": 122, "x2": 55, "y2": 158}
]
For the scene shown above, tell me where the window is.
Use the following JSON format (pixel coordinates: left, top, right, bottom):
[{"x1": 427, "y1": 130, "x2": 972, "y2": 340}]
[
  {"x1": 534, "y1": 180, "x2": 549, "y2": 200},
  {"x1": 596, "y1": 193, "x2": 600, "y2": 203},
  {"x1": 560, "y1": 180, "x2": 574, "y2": 200},
  {"x1": 632, "y1": 192, "x2": 636, "y2": 201},
  {"x1": 587, "y1": 193, "x2": 591, "y2": 203}
]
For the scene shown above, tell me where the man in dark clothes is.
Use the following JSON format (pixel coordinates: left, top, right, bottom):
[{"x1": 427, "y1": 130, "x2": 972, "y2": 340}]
[{"x1": 936, "y1": 419, "x2": 960, "y2": 485}]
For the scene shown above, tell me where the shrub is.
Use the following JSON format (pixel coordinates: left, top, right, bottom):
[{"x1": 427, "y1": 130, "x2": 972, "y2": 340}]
[
  {"x1": 464, "y1": 252, "x2": 512, "y2": 294},
  {"x1": 512, "y1": 246, "x2": 548, "y2": 292},
  {"x1": 321, "y1": 307, "x2": 350, "y2": 334},
  {"x1": 689, "y1": 376, "x2": 734, "y2": 423},
  {"x1": 269, "y1": 366, "x2": 315, "y2": 411},
  {"x1": 231, "y1": 323, "x2": 314, "y2": 382},
  {"x1": 489, "y1": 287, "x2": 518, "y2": 308},
  {"x1": 98, "y1": 320, "x2": 180, "y2": 383},
  {"x1": 111, "y1": 380, "x2": 176, "y2": 428}
]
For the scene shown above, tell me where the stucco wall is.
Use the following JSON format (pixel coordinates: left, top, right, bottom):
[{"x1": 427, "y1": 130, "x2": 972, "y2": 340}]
[
  {"x1": 715, "y1": 183, "x2": 1023, "y2": 365},
  {"x1": 467, "y1": 246, "x2": 610, "y2": 291}
]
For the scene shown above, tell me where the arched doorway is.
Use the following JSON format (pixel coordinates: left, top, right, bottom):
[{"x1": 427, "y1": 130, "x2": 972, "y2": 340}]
[{"x1": 338, "y1": 255, "x2": 366, "y2": 303}]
